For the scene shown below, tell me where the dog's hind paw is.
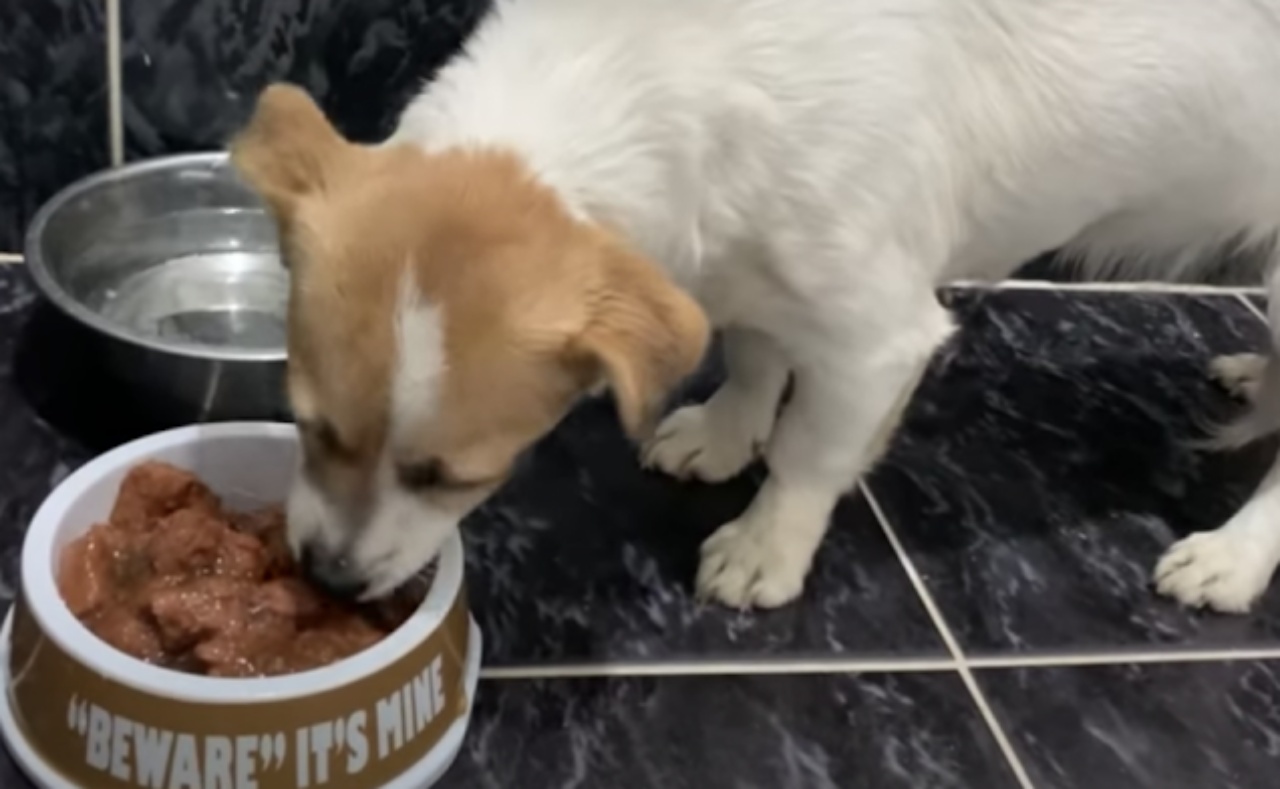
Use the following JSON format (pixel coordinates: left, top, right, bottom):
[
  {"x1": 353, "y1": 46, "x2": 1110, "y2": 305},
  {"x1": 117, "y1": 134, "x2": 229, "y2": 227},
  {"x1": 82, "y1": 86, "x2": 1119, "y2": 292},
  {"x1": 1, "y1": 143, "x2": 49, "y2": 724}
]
[{"x1": 1210, "y1": 353, "x2": 1267, "y2": 402}]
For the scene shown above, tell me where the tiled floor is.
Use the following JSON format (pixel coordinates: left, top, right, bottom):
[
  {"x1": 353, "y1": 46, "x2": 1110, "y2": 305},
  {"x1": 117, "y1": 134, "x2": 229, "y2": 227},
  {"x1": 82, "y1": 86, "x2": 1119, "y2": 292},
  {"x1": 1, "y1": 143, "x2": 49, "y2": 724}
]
[{"x1": 2, "y1": 261, "x2": 1280, "y2": 788}]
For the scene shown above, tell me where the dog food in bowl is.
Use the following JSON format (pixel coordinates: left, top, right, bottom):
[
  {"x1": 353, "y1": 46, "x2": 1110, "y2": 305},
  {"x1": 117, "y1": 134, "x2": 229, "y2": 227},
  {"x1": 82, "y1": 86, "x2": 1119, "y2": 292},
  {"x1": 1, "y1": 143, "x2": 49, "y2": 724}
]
[
  {"x1": 1, "y1": 423, "x2": 479, "y2": 789},
  {"x1": 58, "y1": 461, "x2": 430, "y2": 677}
]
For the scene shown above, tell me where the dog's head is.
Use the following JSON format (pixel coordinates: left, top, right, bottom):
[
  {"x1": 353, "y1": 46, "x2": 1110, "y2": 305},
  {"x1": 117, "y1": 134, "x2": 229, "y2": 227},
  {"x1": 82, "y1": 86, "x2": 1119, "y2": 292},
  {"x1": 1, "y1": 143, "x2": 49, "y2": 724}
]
[{"x1": 231, "y1": 84, "x2": 708, "y2": 599}]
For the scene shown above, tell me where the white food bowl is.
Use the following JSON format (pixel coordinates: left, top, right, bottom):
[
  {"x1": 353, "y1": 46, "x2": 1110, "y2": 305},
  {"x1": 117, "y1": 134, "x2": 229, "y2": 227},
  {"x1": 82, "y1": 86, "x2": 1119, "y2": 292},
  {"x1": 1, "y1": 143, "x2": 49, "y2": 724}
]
[{"x1": 0, "y1": 422, "x2": 480, "y2": 789}]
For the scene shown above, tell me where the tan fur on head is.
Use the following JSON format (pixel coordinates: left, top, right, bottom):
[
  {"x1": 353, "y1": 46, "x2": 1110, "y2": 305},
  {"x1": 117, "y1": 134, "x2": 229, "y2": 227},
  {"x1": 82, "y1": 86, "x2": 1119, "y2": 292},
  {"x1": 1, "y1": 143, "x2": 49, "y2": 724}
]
[
  {"x1": 228, "y1": 82, "x2": 708, "y2": 594},
  {"x1": 230, "y1": 84, "x2": 350, "y2": 230}
]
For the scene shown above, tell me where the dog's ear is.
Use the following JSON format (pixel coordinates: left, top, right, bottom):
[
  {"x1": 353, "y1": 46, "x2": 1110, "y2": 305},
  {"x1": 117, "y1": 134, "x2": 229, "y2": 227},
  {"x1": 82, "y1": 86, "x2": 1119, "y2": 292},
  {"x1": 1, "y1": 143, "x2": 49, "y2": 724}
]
[
  {"x1": 230, "y1": 83, "x2": 348, "y2": 223},
  {"x1": 571, "y1": 242, "x2": 710, "y2": 438}
]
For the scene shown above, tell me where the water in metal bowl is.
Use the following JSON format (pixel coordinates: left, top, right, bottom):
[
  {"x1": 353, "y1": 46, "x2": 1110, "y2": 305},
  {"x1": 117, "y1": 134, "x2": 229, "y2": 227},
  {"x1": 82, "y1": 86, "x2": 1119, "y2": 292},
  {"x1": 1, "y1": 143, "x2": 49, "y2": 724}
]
[
  {"x1": 96, "y1": 251, "x2": 286, "y2": 351},
  {"x1": 93, "y1": 245, "x2": 287, "y2": 352},
  {"x1": 24, "y1": 153, "x2": 291, "y2": 424}
]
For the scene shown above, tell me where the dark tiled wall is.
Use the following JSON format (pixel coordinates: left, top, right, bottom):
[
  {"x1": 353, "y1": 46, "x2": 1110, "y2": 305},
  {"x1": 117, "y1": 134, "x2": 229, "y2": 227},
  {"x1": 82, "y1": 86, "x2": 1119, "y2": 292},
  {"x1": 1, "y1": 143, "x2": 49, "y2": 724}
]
[
  {"x1": 0, "y1": 0, "x2": 490, "y2": 252},
  {"x1": 0, "y1": 0, "x2": 109, "y2": 252},
  {"x1": 123, "y1": 0, "x2": 489, "y2": 155}
]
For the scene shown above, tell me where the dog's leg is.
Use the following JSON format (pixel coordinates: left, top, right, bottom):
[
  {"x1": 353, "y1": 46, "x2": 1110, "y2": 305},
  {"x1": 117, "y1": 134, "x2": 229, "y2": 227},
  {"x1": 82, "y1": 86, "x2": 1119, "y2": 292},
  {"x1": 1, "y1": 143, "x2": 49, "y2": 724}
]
[
  {"x1": 643, "y1": 328, "x2": 790, "y2": 482},
  {"x1": 1156, "y1": 321, "x2": 1280, "y2": 610},
  {"x1": 696, "y1": 280, "x2": 954, "y2": 608},
  {"x1": 1155, "y1": 450, "x2": 1280, "y2": 612},
  {"x1": 1210, "y1": 352, "x2": 1268, "y2": 402}
]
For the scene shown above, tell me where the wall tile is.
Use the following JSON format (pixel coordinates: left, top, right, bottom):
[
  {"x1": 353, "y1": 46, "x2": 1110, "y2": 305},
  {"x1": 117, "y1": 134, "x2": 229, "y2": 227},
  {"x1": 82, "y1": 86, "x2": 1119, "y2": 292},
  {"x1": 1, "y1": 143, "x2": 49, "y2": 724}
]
[
  {"x1": 0, "y1": 0, "x2": 109, "y2": 251},
  {"x1": 122, "y1": 0, "x2": 491, "y2": 156}
]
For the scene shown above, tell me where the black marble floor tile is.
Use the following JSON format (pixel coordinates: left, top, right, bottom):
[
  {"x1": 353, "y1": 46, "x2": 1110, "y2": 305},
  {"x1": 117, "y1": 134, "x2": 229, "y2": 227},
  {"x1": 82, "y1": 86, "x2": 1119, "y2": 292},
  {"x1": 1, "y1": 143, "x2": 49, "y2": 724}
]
[
  {"x1": 0, "y1": 0, "x2": 109, "y2": 251},
  {"x1": 870, "y1": 290, "x2": 1280, "y2": 654},
  {"x1": 439, "y1": 672, "x2": 1019, "y2": 789},
  {"x1": 0, "y1": 741, "x2": 23, "y2": 789},
  {"x1": 980, "y1": 661, "x2": 1280, "y2": 789},
  {"x1": 463, "y1": 385, "x2": 944, "y2": 666},
  {"x1": 0, "y1": 267, "x2": 91, "y2": 603},
  {"x1": 122, "y1": 0, "x2": 491, "y2": 156}
]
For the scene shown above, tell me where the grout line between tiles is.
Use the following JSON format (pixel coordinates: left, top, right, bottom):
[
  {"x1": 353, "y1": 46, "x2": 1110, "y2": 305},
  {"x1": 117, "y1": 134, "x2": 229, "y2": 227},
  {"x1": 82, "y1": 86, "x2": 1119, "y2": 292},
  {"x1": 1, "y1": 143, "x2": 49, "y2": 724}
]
[
  {"x1": 478, "y1": 658, "x2": 958, "y2": 680},
  {"x1": 968, "y1": 647, "x2": 1280, "y2": 669},
  {"x1": 106, "y1": 0, "x2": 124, "y2": 166},
  {"x1": 474, "y1": 643, "x2": 1280, "y2": 682},
  {"x1": 1236, "y1": 292, "x2": 1268, "y2": 324},
  {"x1": 860, "y1": 481, "x2": 1037, "y2": 789},
  {"x1": 951, "y1": 279, "x2": 1265, "y2": 296}
]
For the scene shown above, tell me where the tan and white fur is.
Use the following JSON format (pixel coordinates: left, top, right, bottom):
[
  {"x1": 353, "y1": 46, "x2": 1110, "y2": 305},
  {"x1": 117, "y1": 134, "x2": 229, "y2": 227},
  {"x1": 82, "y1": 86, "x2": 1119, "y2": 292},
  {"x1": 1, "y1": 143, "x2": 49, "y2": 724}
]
[{"x1": 234, "y1": 0, "x2": 1280, "y2": 611}]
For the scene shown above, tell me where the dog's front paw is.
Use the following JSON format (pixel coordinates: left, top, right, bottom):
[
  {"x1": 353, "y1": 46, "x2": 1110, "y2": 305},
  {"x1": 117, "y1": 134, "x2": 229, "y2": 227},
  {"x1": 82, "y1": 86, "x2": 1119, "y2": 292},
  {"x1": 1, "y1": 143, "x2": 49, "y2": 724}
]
[
  {"x1": 1154, "y1": 530, "x2": 1274, "y2": 613},
  {"x1": 1210, "y1": 353, "x2": 1267, "y2": 401},
  {"x1": 642, "y1": 404, "x2": 764, "y2": 483},
  {"x1": 696, "y1": 514, "x2": 811, "y2": 608}
]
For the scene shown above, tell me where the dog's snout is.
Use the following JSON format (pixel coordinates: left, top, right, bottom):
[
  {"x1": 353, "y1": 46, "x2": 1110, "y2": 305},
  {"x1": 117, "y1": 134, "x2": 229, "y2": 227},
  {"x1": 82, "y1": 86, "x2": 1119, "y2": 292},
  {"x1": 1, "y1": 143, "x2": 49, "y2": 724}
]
[{"x1": 299, "y1": 542, "x2": 367, "y2": 601}]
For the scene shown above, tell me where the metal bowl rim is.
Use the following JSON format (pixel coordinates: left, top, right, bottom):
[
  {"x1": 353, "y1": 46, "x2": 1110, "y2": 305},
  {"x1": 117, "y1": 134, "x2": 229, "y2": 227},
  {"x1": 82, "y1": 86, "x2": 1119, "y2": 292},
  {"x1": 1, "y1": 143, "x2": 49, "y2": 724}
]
[{"x1": 23, "y1": 151, "x2": 287, "y2": 364}]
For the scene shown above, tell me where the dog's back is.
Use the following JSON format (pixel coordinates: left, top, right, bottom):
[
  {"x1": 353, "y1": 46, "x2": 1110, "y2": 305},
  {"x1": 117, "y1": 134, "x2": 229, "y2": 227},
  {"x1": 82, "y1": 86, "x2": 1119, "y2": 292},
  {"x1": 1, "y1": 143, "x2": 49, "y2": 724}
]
[
  {"x1": 937, "y1": 0, "x2": 1280, "y2": 285},
  {"x1": 397, "y1": 0, "x2": 1280, "y2": 292}
]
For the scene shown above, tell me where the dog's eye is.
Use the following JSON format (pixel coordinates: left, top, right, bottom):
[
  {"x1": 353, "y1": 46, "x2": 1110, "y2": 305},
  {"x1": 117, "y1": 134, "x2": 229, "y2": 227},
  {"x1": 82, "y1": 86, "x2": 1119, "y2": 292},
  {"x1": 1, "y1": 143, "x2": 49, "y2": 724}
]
[
  {"x1": 397, "y1": 459, "x2": 489, "y2": 492},
  {"x1": 299, "y1": 418, "x2": 350, "y2": 457},
  {"x1": 397, "y1": 460, "x2": 446, "y2": 491}
]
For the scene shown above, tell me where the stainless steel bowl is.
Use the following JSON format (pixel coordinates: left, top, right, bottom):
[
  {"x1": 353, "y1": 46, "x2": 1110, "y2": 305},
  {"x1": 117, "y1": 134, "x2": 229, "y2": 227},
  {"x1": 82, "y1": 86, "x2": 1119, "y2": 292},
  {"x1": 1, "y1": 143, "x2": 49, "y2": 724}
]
[{"x1": 24, "y1": 153, "x2": 291, "y2": 423}]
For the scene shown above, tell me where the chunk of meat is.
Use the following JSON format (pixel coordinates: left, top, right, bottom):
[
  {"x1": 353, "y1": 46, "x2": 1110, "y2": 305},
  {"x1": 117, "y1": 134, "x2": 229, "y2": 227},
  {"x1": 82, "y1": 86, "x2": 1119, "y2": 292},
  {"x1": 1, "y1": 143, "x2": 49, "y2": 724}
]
[
  {"x1": 57, "y1": 462, "x2": 432, "y2": 677},
  {"x1": 256, "y1": 577, "x2": 327, "y2": 622},
  {"x1": 58, "y1": 534, "x2": 112, "y2": 616},
  {"x1": 228, "y1": 506, "x2": 294, "y2": 577},
  {"x1": 149, "y1": 578, "x2": 265, "y2": 646},
  {"x1": 110, "y1": 462, "x2": 219, "y2": 531},
  {"x1": 286, "y1": 623, "x2": 385, "y2": 670},
  {"x1": 148, "y1": 508, "x2": 267, "y2": 580},
  {"x1": 81, "y1": 607, "x2": 166, "y2": 664}
]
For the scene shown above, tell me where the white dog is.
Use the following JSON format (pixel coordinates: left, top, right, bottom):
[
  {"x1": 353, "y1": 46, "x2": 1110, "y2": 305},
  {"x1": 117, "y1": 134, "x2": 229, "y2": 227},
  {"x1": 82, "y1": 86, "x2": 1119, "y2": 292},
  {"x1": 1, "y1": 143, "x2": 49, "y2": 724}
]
[{"x1": 231, "y1": 0, "x2": 1280, "y2": 611}]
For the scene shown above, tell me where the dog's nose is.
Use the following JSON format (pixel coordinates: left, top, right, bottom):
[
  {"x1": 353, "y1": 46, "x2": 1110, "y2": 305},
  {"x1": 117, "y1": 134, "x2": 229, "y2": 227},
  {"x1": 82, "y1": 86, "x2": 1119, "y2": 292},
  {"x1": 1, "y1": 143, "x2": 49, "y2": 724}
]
[{"x1": 299, "y1": 543, "x2": 367, "y2": 601}]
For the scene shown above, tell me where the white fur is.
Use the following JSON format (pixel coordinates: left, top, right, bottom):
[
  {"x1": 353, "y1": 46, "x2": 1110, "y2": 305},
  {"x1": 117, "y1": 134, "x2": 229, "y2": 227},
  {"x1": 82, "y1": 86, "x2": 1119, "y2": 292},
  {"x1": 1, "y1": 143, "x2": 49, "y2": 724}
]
[
  {"x1": 389, "y1": 0, "x2": 1280, "y2": 609},
  {"x1": 390, "y1": 266, "x2": 446, "y2": 439},
  {"x1": 1210, "y1": 352, "x2": 1268, "y2": 402},
  {"x1": 1156, "y1": 457, "x2": 1280, "y2": 613},
  {"x1": 642, "y1": 329, "x2": 788, "y2": 483},
  {"x1": 353, "y1": 457, "x2": 460, "y2": 600},
  {"x1": 288, "y1": 268, "x2": 463, "y2": 598},
  {"x1": 358, "y1": 272, "x2": 456, "y2": 599}
]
